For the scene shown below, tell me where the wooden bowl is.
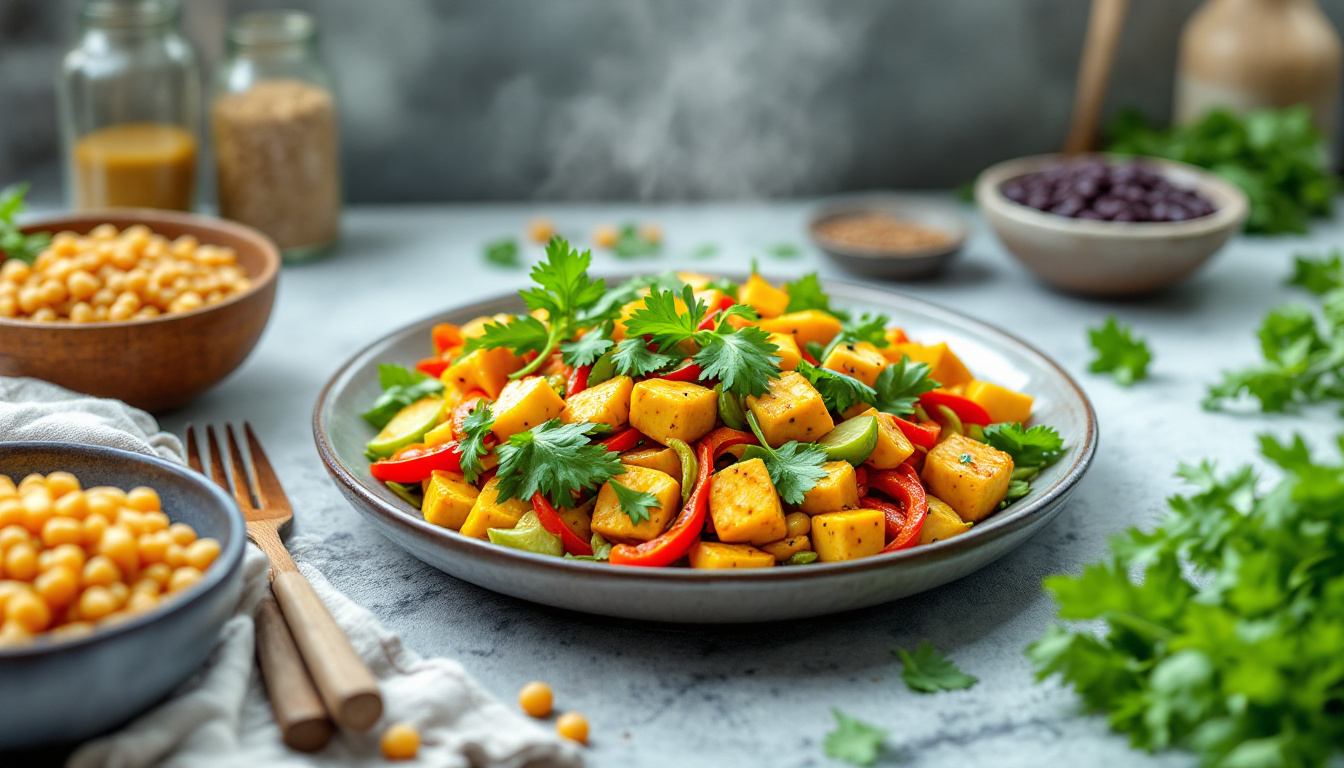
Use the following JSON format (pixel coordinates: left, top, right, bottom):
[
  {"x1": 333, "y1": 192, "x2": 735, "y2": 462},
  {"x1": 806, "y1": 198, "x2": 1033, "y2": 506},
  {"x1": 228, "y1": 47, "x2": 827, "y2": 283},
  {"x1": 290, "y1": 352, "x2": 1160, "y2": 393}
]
[{"x1": 0, "y1": 209, "x2": 279, "y2": 412}]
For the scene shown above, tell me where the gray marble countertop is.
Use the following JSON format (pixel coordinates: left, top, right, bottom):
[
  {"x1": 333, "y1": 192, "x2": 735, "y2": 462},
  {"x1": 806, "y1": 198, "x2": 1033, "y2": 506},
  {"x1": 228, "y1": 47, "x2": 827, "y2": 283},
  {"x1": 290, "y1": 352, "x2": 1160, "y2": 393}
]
[{"x1": 157, "y1": 200, "x2": 1341, "y2": 768}]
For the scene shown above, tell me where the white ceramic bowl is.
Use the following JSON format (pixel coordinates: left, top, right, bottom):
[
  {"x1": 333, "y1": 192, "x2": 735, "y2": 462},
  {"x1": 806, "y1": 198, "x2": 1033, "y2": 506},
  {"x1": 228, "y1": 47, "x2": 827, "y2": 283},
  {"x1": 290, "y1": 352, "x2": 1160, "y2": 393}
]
[{"x1": 975, "y1": 154, "x2": 1248, "y2": 296}]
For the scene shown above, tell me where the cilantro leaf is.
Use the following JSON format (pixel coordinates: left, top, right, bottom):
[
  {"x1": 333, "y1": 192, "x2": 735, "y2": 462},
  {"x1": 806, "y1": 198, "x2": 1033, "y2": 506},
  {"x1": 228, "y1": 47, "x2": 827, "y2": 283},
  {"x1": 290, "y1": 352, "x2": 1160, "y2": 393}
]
[
  {"x1": 796, "y1": 360, "x2": 877, "y2": 415},
  {"x1": 361, "y1": 364, "x2": 444, "y2": 428},
  {"x1": 611, "y1": 337, "x2": 677, "y2": 377},
  {"x1": 577, "y1": 271, "x2": 684, "y2": 325},
  {"x1": 457, "y1": 401, "x2": 495, "y2": 483},
  {"x1": 483, "y1": 237, "x2": 520, "y2": 267},
  {"x1": 560, "y1": 323, "x2": 614, "y2": 368},
  {"x1": 896, "y1": 642, "x2": 978, "y2": 693},
  {"x1": 981, "y1": 423, "x2": 1065, "y2": 468},
  {"x1": 612, "y1": 223, "x2": 661, "y2": 259},
  {"x1": 465, "y1": 315, "x2": 550, "y2": 357},
  {"x1": 623, "y1": 286, "x2": 707, "y2": 352},
  {"x1": 1288, "y1": 250, "x2": 1344, "y2": 295},
  {"x1": 0, "y1": 183, "x2": 50, "y2": 266},
  {"x1": 784, "y1": 272, "x2": 850, "y2": 321},
  {"x1": 819, "y1": 314, "x2": 891, "y2": 360},
  {"x1": 610, "y1": 481, "x2": 658, "y2": 525},
  {"x1": 1088, "y1": 316, "x2": 1151, "y2": 386},
  {"x1": 742, "y1": 413, "x2": 828, "y2": 504},
  {"x1": 824, "y1": 709, "x2": 886, "y2": 766},
  {"x1": 871, "y1": 356, "x2": 939, "y2": 417},
  {"x1": 693, "y1": 326, "x2": 781, "y2": 399},
  {"x1": 769, "y1": 242, "x2": 801, "y2": 258},
  {"x1": 494, "y1": 420, "x2": 624, "y2": 508}
]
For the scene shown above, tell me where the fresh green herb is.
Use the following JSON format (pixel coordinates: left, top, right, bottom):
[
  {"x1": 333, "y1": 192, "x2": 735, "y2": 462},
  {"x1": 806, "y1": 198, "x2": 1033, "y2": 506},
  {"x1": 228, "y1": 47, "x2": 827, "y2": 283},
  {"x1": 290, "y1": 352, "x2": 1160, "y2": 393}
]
[
  {"x1": 467, "y1": 315, "x2": 551, "y2": 357},
  {"x1": 1107, "y1": 106, "x2": 1335, "y2": 234},
  {"x1": 361, "y1": 364, "x2": 444, "y2": 429},
  {"x1": 457, "y1": 402, "x2": 495, "y2": 483},
  {"x1": 1029, "y1": 433, "x2": 1344, "y2": 768},
  {"x1": 612, "y1": 223, "x2": 661, "y2": 259},
  {"x1": 0, "y1": 183, "x2": 50, "y2": 265},
  {"x1": 691, "y1": 243, "x2": 719, "y2": 259},
  {"x1": 896, "y1": 642, "x2": 978, "y2": 693},
  {"x1": 623, "y1": 286, "x2": 708, "y2": 349},
  {"x1": 611, "y1": 337, "x2": 677, "y2": 377},
  {"x1": 559, "y1": 323, "x2": 614, "y2": 368},
  {"x1": 871, "y1": 356, "x2": 939, "y2": 417},
  {"x1": 579, "y1": 271, "x2": 684, "y2": 325},
  {"x1": 981, "y1": 423, "x2": 1066, "y2": 467},
  {"x1": 1001, "y1": 479, "x2": 1030, "y2": 504},
  {"x1": 742, "y1": 413, "x2": 829, "y2": 504},
  {"x1": 565, "y1": 533, "x2": 613, "y2": 561},
  {"x1": 783, "y1": 551, "x2": 819, "y2": 565},
  {"x1": 483, "y1": 237, "x2": 520, "y2": 267},
  {"x1": 958, "y1": 453, "x2": 972, "y2": 465},
  {"x1": 768, "y1": 242, "x2": 801, "y2": 258},
  {"x1": 1088, "y1": 316, "x2": 1151, "y2": 386},
  {"x1": 1288, "y1": 250, "x2": 1344, "y2": 295},
  {"x1": 784, "y1": 272, "x2": 850, "y2": 321},
  {"x1": 494, "y1": 420, "x2": 623, "y2": 508},
  {"x1": 385, "y1": 481, "x2": 424, "y2": 508},
  {"x1": 824, "y1": 709, "x2": 887, "y2": 766},
  {"x1": 703, "y1": 276, "x2": 738, "y2": 294},
  {"x1": 796, "y1": 360, "x2": 877, "y2": 415},
  {"x1": 818, "y1": 314, "x2": 891, "y2": 361},
  {"x1": 610, "y1": 481, "x2": 659, "y2": 525}
]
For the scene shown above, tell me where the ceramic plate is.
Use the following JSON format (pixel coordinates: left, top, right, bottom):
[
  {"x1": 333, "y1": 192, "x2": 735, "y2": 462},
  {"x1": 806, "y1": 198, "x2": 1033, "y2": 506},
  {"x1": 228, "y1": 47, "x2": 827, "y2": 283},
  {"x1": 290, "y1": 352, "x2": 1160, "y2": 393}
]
[{"x1": 313, "y1": 278, "x2": 1097, "y2": 623}]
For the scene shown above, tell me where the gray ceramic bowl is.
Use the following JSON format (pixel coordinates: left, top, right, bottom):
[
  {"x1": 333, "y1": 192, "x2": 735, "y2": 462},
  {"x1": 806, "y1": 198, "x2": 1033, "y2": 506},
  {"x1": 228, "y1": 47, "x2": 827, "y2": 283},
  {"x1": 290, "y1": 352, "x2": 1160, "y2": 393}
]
[
  {"x1": 808, "y1": 193, "x2": 968, "y2": 279},
  {"x1": 314, "y1": 278, "x2": 1097, "y2": 623},
  {"x1": 0, "y1": 443, "x2": 245, "y2": 751}
]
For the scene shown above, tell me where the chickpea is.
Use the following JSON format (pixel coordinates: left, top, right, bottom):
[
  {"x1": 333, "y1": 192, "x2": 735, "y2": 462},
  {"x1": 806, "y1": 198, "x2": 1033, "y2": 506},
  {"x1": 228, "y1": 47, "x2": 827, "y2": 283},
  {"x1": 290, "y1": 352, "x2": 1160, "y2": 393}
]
[
  {"x1": 21, "y1": 488, "x2": 53, "y2": 534},
  {"x1": 52, "y1": 491, "x2": 87, "y2": 520},
  {"x1": 0, "y1": 501, "x2": 20, "y2": 528},
  {"x1": 556, "y1": 712, "x2": 589, "y2": 745},
  {"x1": 82, "y1": 513, "x2": 110, "y2": 547},
  {"x1": 16, "y1": 286, "x2": 45, "y2": 314},
  {"x1": 78, "y1": 586, "x2": 116, "y2": 621},
  {"x1": 30, "y1": 307, "x2": 57, "y2": 322},
  {"x1": 34, "y1": 566, "x2": 78, "y2": 609},
  {"x1": 82, "y1": 555, "x2": 122, "y2": 588},
  {"x1": 107, "y1": 303, "x2": 135, "y2": 322},
  {"x1": 142, "y1": 511, "x2": 170, "y2": 533},
  {"x1": 45, "y1": 472, "x2": 80, "y2": 498},
  {"x1": 6, "y1": 589, "x2": 51, "y2": 632},
  {"x1": 0, "y1": 475, "x2": 15, "y2": 498},
  {"x1": 100, "y1": 525, "x2": 138, "y2": 575},
  {"x1": 39, "y1": 279, "x2": 68, "y2": 305},
  {"x1": 68, "y1": 302, "x2": 95, "y2": 323},
  {"x1": 528, "y1": 218, "x2": 557, "y2": 244},
  {"x1": 5, "y1": 543, "x2": 39, "y2": 581},
  {"x1": 0, "y1": 259, "x2": 31, "y2": 282},
  {"x1": 168, "y1": 566, "x2": 202, "y2": 593},
  {"x1": 42, "y1": 543, "x2": 85, "y2": 574},
  {"x1": 785, "y1": 512, "x2": 811, "y2": 538},
  {"x1": 142, "y1": 562, "x2": 172, "y2": 588},
  {"x1": 0, "y1": 295, "x2": 17, "y2": 318},
  {"x1": 125, "y1": 590, "x2": 158, "y2": 615},
  {"x1": 138, "y1": 532, "x2": 170, "y2": 566},
  {"x1": 168, "y1": 522, "x2": 196, "y2": 546},
  {"x1": 592, "y1": 224, "x2": 619, "y2": 249},
  {"x1": 0, "y1": 525, "x2": 30, "y2": 551},
  {"x1": 126, "y1": 486, "x2": 161, "y2": 512},
  {"x1": 380, "y1": 723, "x2": 420, "y2": 761},
  {"x1": 90, "y1": 223, "x2": 118, "y2": 240},
  {"x1": 519, "y1": 681, "x2": 554, "y2": 718},
  {"x1": 184, "y1": 539, "x2": 221, "y2": 571},
  {"x1": 0, "y1": 621, "x2": 33, "y2": 648},
  {"x1": 41, "y1": 517, "x2": 84, "y2": 548}
]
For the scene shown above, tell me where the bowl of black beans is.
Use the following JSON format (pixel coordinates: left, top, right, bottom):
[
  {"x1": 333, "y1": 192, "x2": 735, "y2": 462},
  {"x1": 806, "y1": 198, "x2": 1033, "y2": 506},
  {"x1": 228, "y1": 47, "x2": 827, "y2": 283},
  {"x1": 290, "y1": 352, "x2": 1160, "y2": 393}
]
[{"x1": 975, "y1": 154, "x2": 1248, "y2": 296}]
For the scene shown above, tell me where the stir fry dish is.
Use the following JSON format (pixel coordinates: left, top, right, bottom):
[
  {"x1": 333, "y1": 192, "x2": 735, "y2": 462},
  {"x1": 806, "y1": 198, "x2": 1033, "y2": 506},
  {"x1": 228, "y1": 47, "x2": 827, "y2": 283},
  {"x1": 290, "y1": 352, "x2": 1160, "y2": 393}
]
[{"x1": 361, "y1": 239, "x2": 1065, "y2": 568}]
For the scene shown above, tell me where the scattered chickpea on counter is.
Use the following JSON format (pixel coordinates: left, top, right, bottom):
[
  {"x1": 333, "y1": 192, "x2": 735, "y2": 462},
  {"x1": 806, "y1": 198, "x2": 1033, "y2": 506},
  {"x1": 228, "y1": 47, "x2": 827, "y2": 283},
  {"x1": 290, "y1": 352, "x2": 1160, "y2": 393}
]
[
  {"x1": 380, "y1": 722, "x2": 420, "y2": 760},
  {"x1": 0, "y1": 223, "x2": 252, "y2": 323},
  {"x1": 0, "y1": 472, "x2": 221, "y2": 647},
  {"x1": 518, "y1": 681, "x2": 553, "y2": 718},
  {"x1": 556, "y1": 712, "x2": 589, "y2": 745}
]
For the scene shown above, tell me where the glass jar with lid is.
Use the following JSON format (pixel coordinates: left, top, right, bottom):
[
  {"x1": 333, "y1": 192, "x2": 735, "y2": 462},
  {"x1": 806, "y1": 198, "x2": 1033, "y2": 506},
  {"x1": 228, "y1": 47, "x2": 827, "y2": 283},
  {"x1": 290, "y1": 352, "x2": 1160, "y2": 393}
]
[
  {"x1": 57, "y1": 0, "x2": 201, "y2": 211},
  {"x1": 213, "y1": 11, "x2": 341, "y2": 262}
]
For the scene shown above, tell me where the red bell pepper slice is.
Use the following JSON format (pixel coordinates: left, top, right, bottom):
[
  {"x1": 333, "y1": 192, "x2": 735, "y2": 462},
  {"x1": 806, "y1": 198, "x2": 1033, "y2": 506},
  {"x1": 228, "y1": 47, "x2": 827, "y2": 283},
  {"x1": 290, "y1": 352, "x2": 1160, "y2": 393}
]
[
  {"x1": 451, "y1": 392, "x2": 490, "y2": 436},
  {"x1": 799, "y1": 347, "x2": 820, "y2": 366},
  {"x1": 887, "y1": 328, "x2": 909, "y2": 345},
  {"x1": 371, "y1": 442, "x2": 464, "y2": 484},
  {"x1": 918, "y1": 391, "x2": 991, "y2": 426},
  {"x1": 892, "y1": 416, "x2": 941, "y2": 450},
  {"x1": 566, "y1": 364, "x2": 591, "y2": 398},
  {"x1": 865, "y1": 463, "x2": 928, "y2": 551},
  {"x1": 531, "y1": 493, "x2": 593, "y2": 557},
  {"x1": 655, "y1": 361, "x2": 703, "y2": 382},
  {"x1": 610, "y1": 427, "x2": 757, "y2": 567},
  {"x1": 599, "y1": 427, "x2": 643, "y2": 454},
  {"x1": 855, "y1": 466, "x2": 869, "y2": 497},
  {"x1": 416, "y1": 356, "x2": 450, "y2": 378},
  {"x1": 431, "y1": 323, "x2": 464, "y2": 355}
]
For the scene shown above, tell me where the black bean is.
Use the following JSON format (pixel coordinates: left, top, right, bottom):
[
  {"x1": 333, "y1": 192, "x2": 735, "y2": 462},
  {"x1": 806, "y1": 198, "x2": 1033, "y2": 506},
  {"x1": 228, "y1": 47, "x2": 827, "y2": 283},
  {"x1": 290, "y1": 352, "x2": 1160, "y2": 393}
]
[{"x1": 1000, "y1": 159, "x2": 1218, "y2": 223}]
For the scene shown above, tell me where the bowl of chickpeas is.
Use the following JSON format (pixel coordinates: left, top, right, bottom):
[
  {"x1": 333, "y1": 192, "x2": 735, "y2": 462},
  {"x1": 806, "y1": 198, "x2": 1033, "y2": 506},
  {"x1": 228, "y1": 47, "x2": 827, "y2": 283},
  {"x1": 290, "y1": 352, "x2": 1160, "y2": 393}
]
[
  {"x1": 0, "y1": 442, "x2": 245, "y2": 750},
  {"x1": 0, "y1": 209, "x2": 280, "y2": 412}
]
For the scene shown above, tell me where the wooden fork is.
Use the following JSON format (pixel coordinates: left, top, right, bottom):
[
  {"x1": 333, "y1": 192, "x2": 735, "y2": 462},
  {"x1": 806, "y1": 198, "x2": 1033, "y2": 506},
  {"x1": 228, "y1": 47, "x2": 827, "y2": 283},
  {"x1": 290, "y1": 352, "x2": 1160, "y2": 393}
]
[{"x1": 186, "y1": 423, "x2": 383, "y2": 737}]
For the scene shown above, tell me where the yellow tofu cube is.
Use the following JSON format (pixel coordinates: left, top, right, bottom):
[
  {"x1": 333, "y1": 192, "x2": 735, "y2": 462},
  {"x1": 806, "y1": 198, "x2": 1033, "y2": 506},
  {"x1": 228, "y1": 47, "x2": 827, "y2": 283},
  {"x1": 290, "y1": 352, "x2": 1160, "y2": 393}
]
[
  {"x1": 491, "y1": 376, "x2": 566, "y2": 441},
  {"x1": 421, "y1": 471, "x2": 481, "y2": 531},
  {"x1": 629, "y1": 380, "x2": 719, "y2": 446},
  {"x1": 822, "y1": 341, "x2": 889, "y2": 387},
  {"x1": 767, "y1": 333, "x2": 802, "y2": 372},
  {"x1": 459, "y1": 313, "x2": 513, "y2": 340},
  {"x1": 759, "y1": 310, "x2": 844, "y2": 349},
  {"x1": 811, "y1": 508, "x2": 885, "y2": 562},
  {"x1": 688, "y1": 541, "x2": 775, "y2": 569},
  {"x1": 739, "y1": 273, "x2": 790, "y2": 319},
  {"x1": 850, "y1": 408, "x2": 915, "y2": 469},
  {"x1": 921, "y1": 433, "x2": 1014, "y2": 522},
  {"x1": 709, "y1": 458, "x2": 787, "y2": 545},
  {"x1": 561, "y1": 375, "x2": 634, "y2": 429},
  {"x1": 441, "y1": 347, "x2": 524, "y2": 399},
  {"x1": 459, "y1": 477, "x2": 532, "y2": 539},
  {"x1": 918, "y1": 495, "x2": 972, "y2": 545},
  {"x1": 559, "y1": 499, "x2": 594, "y2": 542},
  {"x1": 964, "y1": 380, "x2": 1034, "y2": 425},
  {"x1": 745, "y1": 371, "x2": 834, "y2": 447},
  {"x1": 759, "y1": 535, "x2": 811, "y2": 562},
  {"x1": 591, "y1": 466, "x2": 682, "y2": 544},
  {"x1": 799, "y1": 461, "x2": 859, "y2": 514},
  {"x1": 892, "y1": 342, "x2": 973, "y2": 387},
  {"x1": 620, "y1": 445, "x2": 683, "y2": 478}
]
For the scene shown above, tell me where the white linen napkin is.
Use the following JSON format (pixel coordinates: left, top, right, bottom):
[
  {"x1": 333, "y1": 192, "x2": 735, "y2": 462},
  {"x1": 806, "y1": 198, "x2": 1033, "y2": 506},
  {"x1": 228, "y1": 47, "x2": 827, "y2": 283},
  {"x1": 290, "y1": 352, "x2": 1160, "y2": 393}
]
[{"x1": 0, "y1": 377, "x2": 583, "y2": 768}]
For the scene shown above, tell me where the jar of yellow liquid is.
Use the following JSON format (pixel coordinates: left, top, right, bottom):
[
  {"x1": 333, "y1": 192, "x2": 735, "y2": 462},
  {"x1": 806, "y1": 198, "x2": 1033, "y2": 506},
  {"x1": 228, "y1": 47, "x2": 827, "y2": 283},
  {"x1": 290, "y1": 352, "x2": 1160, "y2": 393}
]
[{"x1": 58, "y1": 0, "x2": 201, "y2": 212}]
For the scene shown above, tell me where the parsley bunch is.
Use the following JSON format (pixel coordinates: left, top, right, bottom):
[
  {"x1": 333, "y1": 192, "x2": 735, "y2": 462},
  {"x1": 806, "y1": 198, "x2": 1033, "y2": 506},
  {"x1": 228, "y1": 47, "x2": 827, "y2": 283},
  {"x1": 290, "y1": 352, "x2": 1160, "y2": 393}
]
[
  {"x1": 0, "y1": 183, "x2": 50, "y2": 266},
  {"x1": 494, "y1": 420, "x2": 623, "y2": 508},
  {"x1": 1029, "y1": 433, "x2": 1344, "y2": 767}
]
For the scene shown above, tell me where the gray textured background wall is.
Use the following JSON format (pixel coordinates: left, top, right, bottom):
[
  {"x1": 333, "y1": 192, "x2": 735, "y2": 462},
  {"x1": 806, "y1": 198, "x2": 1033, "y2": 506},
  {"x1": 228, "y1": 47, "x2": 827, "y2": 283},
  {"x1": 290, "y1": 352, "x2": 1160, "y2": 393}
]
[{"x1": 3, "y1": 0, "x2": 1343, "y2": 204}]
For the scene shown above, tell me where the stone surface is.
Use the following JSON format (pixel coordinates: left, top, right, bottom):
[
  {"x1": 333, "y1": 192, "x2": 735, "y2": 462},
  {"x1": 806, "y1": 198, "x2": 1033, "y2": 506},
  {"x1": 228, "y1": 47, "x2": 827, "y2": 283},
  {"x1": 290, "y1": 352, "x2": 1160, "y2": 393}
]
[{"x1": 154, "y1": 199, "x2": 1338, "y2": 767}]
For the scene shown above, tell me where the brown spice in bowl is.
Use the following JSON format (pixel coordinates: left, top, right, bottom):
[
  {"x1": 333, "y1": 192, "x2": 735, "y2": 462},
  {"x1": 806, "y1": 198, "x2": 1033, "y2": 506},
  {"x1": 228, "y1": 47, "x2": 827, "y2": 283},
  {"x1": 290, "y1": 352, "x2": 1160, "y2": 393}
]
[{"x1": 814, "y1": 212, "x2": 953, "y2": 253}]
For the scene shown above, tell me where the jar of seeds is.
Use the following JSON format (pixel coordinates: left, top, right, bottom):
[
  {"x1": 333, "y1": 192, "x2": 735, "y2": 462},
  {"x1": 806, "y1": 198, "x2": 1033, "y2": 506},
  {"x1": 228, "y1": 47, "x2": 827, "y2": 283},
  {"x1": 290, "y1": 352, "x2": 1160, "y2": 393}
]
[{"x1": 213, "y1": 11, "x2": 340, "y2": 262}]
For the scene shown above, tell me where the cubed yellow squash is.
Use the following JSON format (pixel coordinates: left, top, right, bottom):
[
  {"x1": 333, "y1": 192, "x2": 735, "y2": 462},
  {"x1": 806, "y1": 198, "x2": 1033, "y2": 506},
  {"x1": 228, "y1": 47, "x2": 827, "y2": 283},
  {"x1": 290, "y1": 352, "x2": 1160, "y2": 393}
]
[
  {"x1": 559, "y1": 499, "x2": 594, "y2": 542},
  {"x1": 799, "y1": 461, "x2": 859, "y2": 515},
  {"x1": 629, "y1": 380, "x2": 718, "y2": 445},
  {"x1": 745, "y1": 371, "x2": 834, "y2": 447},
  {"x1": 441, "y1": 347, "x2": 523, "y2": 399},
  {"x1": 759, "y1": 310, "x2": 844, "y2": 349},
  {"x1": 822, "y1": 341, "x2": 889, "y2": 387},
  {"x1": 491, "y1": 376, "x2": 566, "y2": 441},
  {"x1": 708, "y1": 458, "x2": 787, "y2": 545},
  {"x1": 811, "y1": 508, "x2": 885, "y2": 562},
  {"x1": 561, "y1": 375, "x2": 634, "y2": 429},
  {"x1": 892, "y1": 342, "x2": 973, "y2": 387},
  {"x1": 850, "y1": 408, "x2": 915, "y2": 469},
  {"x1": 688, "y1": 541, "x2": 775, "y2": 569},
  {"x1": 921, "y1": 433, "x2": 1014, "y2": 522},
  {"x1": 620, "y1": 445, "x2": 682, "y2": 478},
  {"x1": 884, "y1": 327, "x2": 909, "y2": 347},
  {"x1": 421, "y1": 471, "x2": 480, "y2": 531},
  {"x1": 767, "y1": 332, "x2": 802, "y2": 372},
  {"x1": 964, "y1": 380, "x2": 1034, "y2": 425},
  {"x1": 459, "y1": 313, "x2": 514, "y2": 341},
  {"x1": 591, "y1": 466, "x2": 682, "y2": 544},
  {"x1": 918, "y1": 495, "x2": 972, "y2": 545},
  {"x1": 739, "y1": 273, "x2": 790, "y2": 319},
  {"x1": 760, "y1": 535, "x2": 811, "y2": 562},
  {"x1": 459, "y1": 476, "x2": 532, "y2": 539}
]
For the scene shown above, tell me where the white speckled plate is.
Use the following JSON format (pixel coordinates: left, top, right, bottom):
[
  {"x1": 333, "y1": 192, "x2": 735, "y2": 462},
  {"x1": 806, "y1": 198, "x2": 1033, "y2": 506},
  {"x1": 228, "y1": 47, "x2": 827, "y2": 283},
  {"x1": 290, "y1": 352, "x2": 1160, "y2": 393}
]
[{"x1": 313, "y1": 277, "x2": 1097, "y2": 623}]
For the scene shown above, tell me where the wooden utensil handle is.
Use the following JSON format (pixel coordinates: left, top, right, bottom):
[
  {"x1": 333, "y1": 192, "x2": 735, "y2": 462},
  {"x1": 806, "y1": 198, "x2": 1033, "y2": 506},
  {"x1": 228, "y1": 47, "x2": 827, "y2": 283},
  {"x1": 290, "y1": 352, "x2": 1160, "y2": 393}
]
[
  {"x1": 1063, "y1": 0, "x2": 1131, "y2": 155},
  {"x1": 272, "y1": 569, "x2": 384, "y2": 731},
  {"x1": 255, "y1": 596, "x2": 334, "y2": 752}
]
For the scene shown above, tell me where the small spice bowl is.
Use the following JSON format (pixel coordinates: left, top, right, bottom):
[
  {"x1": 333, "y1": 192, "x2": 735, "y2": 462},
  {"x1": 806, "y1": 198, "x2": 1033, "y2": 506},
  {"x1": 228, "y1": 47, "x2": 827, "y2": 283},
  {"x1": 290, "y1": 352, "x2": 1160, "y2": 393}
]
[{"x1": 808, "y1": 193, "x2": 968, "y2": 280}]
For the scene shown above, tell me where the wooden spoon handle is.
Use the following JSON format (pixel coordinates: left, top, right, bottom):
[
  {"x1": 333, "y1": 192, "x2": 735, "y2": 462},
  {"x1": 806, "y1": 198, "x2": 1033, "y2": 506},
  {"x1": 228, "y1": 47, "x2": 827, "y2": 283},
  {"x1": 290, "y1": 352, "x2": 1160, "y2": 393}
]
[
  {"x1": 1063, "y1": 0, "x2": 1131, "y2": 155},
  {"x1": 272, "y1": 569, "x2": 384, "y2": 731},
  {"x1": 254, "y1": 596, "x2": 334, "y2": 752}
]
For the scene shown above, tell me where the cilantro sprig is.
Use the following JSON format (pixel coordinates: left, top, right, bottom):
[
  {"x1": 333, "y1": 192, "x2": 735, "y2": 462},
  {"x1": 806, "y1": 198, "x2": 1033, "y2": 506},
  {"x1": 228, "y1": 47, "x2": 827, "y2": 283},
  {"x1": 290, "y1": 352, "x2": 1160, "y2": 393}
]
[
  {"x1": 896, "y1": 642, "x2": 978, "y2": 693},
  {"x1": 824, "y1": 709, "x2": 886, "y2": 766},
  {"x1": 741, "y1": 412, "x2": 828, "y2": 504},
  {"x1": 796, "y1": 360, "x2": 876, "y2": 415},
  {"x1": 784, "y1": 272, "x2": 850, "y2": 320},
  {"x1": 0, "y1": 183, "x2": 50, "y2": 266},
  {"x1": 483, "y1": 237, "x2": 520, "y2": 268},
  {"x1": 494, "y1": 420, "x2": 623, "y2": 508},
  {"x1": 456, "y1": 402, "x2": 495, "y2": 483},
  {"x1": 1088, "y1": 316, "x2": 1151, "y2": 386},
  {"x1": 981, "y1": 423, "x2": 1065, "y2": 468},
  {"x1": 361, "y1": 364, "x2": 444, "y2": 429},
  {"x1": 610, "y1": 481, "x2": 659, "y2": 525},
  {"x1": 871, "y1": 356, "x2": 939, "y2": 417}
]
